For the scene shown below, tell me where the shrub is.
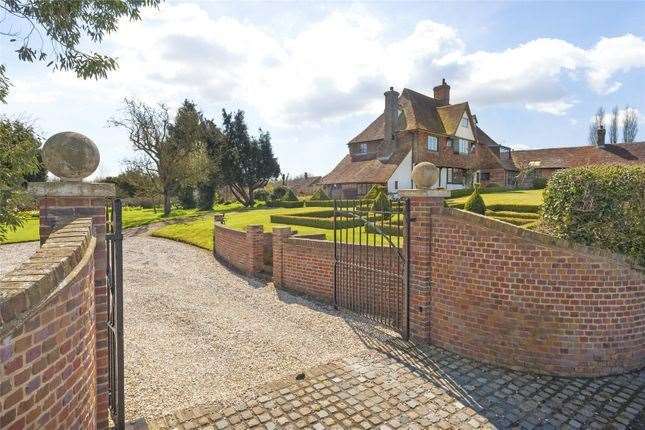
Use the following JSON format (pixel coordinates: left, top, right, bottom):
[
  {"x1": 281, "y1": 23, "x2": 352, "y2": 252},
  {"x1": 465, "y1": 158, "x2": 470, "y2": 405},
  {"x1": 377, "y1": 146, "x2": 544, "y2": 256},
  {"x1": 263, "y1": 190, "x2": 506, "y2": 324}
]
[
  {"x1": 463, "y1": 185, "x2": 486, "y2": 215},
  {"x1": 282, "y1": 188, "x2": 299, "y2": 202},
  {"x1": 542, "y1": 164, "x2": 645, "y2": 264},
  {"x1": 364, "y1": 185, "x2": 386, "y2": 200},
  {"x1": 304, "y1": 199, "x2": 361, "y2": 208},
  {"x1": 371, "y1": 190, "x2": 391, "y2": 212},
  {"x1": 270, "y1": 185, "x2": 288, "y2": 201},
  {"x1": 253, "y1": 189, "x2": 269, "y2": 201},
  {"x1": 266, "y1": 200, "x2": 304, "y2": 208},
  {"x1": 310, "y1": 188, "x2": 330, "y2": 201},
  {"x1": 531, "y1": 176, "x2": 548, "y2": 189}
]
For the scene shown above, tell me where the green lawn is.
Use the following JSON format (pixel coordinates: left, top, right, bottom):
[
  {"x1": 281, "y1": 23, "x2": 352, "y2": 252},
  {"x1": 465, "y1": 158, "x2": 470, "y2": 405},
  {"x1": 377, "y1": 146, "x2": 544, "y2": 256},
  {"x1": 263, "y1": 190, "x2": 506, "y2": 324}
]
[
  {"x1": 152, "y1": 207, "x2": 344, "y2": 251},
  {"x1": 447, "y1": 189, "x2": 544, "y2": 207},
  {"x1": 0, "y1": 206, "x2": 215, "y2": 245}
]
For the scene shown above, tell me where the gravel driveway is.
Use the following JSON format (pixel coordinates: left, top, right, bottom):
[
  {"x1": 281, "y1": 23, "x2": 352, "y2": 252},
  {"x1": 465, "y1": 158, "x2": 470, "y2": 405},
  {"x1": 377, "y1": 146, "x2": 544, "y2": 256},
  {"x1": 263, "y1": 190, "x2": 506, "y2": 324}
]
[
  {"x1": 123, "y1": 236, "x2": 387, "y2": 421},
  {"x1": 0, "y1": 241, "x2": 39, "y2": 276}
]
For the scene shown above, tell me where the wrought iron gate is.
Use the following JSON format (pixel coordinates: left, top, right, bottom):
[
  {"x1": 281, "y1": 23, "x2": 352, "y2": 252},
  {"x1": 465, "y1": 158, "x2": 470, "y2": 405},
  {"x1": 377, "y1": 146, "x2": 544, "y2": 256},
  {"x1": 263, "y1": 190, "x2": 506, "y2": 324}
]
[
  {"x1": 333, "y1": 198, "x2": 410, "y2": 339},
  {"x1": 106, "y1": 198, "x2": 125, "y2": 430}
]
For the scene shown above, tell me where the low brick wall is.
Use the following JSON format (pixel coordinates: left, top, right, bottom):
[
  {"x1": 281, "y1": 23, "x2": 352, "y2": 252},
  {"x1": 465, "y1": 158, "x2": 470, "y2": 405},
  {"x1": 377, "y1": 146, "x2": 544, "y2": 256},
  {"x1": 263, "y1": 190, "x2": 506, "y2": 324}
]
[
  {"x1": 429, "y1": 207, "x2": 644, "y2": 376},
  {"x1": 0, "y1": 218, "x2": 98, "y2": 429},
  {"x1": 213, "y1": 220, "x2": 267, "y2": 276}
]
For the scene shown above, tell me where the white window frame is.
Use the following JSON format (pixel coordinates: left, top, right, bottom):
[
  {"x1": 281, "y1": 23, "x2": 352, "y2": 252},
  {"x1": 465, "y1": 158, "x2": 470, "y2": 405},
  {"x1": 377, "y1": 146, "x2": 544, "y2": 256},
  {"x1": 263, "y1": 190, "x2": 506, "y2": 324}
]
[
  {"x1": 427, "y1": 135, "x2": 438, "y2": 151},
  {"x1": 458, "y1": 139, "x2": 470, "y2": 155},
  {"x1": 357, "y1": 143, "x2": 368, "y2": 154},
  {"x1": 461, "y1": 117, "x2": 469, "y2": 128}
]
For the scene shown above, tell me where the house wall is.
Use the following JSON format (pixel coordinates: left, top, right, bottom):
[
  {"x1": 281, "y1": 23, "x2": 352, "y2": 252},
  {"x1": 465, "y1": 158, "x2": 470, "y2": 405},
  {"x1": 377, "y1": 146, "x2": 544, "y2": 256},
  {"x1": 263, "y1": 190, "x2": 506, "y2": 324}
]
[
  {"x1": 387, "y1": 150, "x2": 413, "y2": 193},
  {"x1": 0, "y1": 219, "x2": 99, "y2": 430}
]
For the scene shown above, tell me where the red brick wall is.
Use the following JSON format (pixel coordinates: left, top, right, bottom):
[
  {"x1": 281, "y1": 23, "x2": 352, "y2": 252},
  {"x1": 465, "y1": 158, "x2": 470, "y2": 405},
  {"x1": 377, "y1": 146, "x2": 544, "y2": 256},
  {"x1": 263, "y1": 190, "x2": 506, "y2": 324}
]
[
  {"x1": 428, "y1": 207, "x2": 645, "y2": 376},
  {"x1": 278, "y1": 237, "x2": 335, "y2": 302},
  {"x1": 1, "y1": 219, "x2": 98, "y2": 430},
  {"x1": 213, "y1": 221, "x2": 266, "y2": 276},
  {"x1": 37, "y1": 196, "x2": 109, "y2": 428}
]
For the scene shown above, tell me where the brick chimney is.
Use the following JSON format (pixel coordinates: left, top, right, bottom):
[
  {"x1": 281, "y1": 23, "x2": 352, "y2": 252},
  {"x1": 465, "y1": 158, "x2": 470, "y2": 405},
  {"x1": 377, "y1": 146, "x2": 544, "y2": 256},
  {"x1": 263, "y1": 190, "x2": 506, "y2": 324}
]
[
  {"x1": 433, "y1": 78, "x2": 450, "y2": 105},
  {"x1": 383, "y1": 86, "x2": 400, "y2": 158},
  {"x1": 597, "y1": 124, "x2": 606, "y2": 147}
]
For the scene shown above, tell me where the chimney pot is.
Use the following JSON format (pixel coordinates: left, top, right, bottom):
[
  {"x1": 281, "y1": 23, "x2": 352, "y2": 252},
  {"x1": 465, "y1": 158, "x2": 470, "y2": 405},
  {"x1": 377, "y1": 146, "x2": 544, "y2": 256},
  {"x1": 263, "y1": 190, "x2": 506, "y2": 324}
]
[
  {"x1": 433, "y1": 79, "x2": 451, "y2": 105},
  {"x1": 596, "y1": 124, "x2": 606, "y2": 147}
]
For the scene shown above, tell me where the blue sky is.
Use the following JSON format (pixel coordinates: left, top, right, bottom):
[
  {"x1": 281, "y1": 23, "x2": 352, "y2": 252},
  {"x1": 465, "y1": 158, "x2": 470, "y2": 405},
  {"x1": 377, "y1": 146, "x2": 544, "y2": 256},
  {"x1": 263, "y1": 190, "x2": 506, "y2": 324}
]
[{"x1": 1, "y1": 1, "x2": 644, "y2": 178}]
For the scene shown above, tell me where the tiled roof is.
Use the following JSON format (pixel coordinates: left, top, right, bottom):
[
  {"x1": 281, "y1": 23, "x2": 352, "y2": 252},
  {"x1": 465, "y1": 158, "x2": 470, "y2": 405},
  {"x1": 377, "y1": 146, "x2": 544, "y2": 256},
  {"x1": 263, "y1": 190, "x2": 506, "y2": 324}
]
[
  {"x1": 320, "y1": 150, "x2": 409, "y2": 185},
  {"x1": 436, "y1": 103, "x2": 468, "y2": 136},
  {"x1": 511, "y1": 142, "x2": 645, "y2": 169}
]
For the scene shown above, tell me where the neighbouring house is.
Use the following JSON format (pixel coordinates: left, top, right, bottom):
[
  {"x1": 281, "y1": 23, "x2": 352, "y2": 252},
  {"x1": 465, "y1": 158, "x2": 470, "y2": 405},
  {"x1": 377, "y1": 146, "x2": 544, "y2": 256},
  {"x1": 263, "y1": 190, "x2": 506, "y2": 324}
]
[
  {"x1": 510, "y1": 126, "x2": 645, "y2": 187},
  {"x1": 321, "y1": 80, "x2": 515, "y2": 198}
]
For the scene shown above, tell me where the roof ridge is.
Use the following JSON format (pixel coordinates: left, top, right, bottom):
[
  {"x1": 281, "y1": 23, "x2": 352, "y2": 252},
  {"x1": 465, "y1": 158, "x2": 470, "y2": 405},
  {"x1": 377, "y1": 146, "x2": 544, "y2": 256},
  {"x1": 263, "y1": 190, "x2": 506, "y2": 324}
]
[{"x1": 513, "y1": 141, "x2": 645, "y2": 153}]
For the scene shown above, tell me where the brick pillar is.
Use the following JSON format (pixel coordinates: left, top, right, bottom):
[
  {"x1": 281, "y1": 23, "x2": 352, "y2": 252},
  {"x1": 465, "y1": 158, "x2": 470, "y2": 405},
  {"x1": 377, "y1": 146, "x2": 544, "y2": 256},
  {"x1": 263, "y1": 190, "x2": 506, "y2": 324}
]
[
  {"x1": 272, "y1": 227, "x2": 292, "y2": 287},
  {"x1": 28, "y1": 181, "x2": 115, "y2": 429},
  {"x1": 213, "y1": 214, "x2": 224, "y2": 257},
  {"x1": 246, "y1": 224, "x2": 265, "y2": 275},
  {"x1": 400, "y1": 188, "x2": 448, "y2": 343}
]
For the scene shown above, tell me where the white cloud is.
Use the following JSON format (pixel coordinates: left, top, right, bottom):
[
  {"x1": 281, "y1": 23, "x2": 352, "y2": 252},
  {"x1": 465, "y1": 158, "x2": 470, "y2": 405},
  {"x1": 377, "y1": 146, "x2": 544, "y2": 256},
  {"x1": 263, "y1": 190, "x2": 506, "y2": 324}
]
[
  {"x1": 585, "y1": 34, "x2": 645, "y2": 94},
  {"x1": 526, "y1": 99, "x2": 576, "y2": 116}
]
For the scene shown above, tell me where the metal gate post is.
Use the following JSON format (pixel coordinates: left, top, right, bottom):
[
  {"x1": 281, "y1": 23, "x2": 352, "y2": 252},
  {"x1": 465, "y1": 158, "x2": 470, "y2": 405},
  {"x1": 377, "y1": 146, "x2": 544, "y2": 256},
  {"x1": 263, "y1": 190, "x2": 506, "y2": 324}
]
[{"x1": 402, "y1": 198, "x2": 411, "y2": 341}]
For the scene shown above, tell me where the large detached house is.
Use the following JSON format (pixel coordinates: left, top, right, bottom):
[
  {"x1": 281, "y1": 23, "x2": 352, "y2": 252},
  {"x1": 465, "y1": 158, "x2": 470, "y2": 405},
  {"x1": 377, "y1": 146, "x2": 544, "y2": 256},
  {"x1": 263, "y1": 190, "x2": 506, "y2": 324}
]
[
  {"x1": 321, "y1": 80, "x2": 515, "y2": 198},
  {"x1": 321, "y1": 80, "x2": 645, "y2": 198}
]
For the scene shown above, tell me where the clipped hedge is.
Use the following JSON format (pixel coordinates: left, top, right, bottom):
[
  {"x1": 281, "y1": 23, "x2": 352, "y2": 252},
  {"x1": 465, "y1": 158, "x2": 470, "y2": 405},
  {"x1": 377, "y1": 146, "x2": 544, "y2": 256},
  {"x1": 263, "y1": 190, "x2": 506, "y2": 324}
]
[
  {"x1": 282, "y1": 188, "x2": 299, "y2": 202},
  {"x1": 304, "y1": 199, "x2": 362, "y2": 208},
  {"x1": 364, "y1": 185, "x2": 386, "y2": 200},
  {"x1": 450, "y1": 185, "x2": 508, "y2": 198},
  {"x1": 542, "y1": 164, "x2": 645, "y2": 265},
  {"x1": 485, "y1": 210, "x2": 539, "y2": 220},
  {"x1": 266, "y1": 200, "x2": 304, "y2": 208},
  {"x1": 270, "y1": 214, "x2": 361, "y2": 229}
]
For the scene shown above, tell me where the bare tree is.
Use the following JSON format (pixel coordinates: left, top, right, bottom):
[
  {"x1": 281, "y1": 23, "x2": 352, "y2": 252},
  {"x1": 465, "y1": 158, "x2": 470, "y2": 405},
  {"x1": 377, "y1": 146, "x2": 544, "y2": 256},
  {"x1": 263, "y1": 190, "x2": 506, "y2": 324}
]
[
  {"x1": 108, "y1": 99, "x2": 198, "y2": 216},
  {"x1": 588, "y1": 106, "x2": 605, "y2": 146},
  {"x1": 623, "y1": 107, "x2": 639, "y2": 143},
  {"x1": 609, "y1": 106, "x2": 619, "y2": 144}
]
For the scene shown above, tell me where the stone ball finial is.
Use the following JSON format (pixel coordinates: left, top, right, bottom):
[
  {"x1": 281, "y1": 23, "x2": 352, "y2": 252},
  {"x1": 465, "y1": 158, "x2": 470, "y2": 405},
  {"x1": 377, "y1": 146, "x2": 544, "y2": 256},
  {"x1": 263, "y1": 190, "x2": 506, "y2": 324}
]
[
  {"x1": 411, "y1": 162, "x2": 439, "y2": 189},
  {"x1": 42, "y1": 132, "x2": 100, "y2": 181}
]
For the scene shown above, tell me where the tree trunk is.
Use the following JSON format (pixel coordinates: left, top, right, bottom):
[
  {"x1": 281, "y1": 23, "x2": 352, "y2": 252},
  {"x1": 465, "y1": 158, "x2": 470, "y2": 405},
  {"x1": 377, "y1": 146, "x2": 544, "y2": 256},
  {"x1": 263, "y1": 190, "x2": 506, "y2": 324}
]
[
  {"x1": 248, "y1": 186, "x2": 255, "y2": 207},
  {"x1": 163, "y1": 188, "x2": 171, "y2": 216}
]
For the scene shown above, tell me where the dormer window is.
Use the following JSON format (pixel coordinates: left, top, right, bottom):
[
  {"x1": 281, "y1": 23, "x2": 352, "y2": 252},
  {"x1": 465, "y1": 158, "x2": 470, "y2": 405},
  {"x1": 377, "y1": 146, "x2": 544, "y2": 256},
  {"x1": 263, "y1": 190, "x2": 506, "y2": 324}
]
[
  {"x1": 357, "y1": 143, "x2": 368, "y2": 154},
  {"x1": 460, "y1": 117, "x2": 469, "y2": 128}
]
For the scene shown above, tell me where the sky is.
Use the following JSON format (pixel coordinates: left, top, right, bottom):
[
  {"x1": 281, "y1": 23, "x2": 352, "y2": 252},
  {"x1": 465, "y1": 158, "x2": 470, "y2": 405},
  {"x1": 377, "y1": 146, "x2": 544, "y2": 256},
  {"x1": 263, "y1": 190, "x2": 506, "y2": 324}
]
[{"x1": 1, "y1": 1, "x2": 644, "y2": 178}]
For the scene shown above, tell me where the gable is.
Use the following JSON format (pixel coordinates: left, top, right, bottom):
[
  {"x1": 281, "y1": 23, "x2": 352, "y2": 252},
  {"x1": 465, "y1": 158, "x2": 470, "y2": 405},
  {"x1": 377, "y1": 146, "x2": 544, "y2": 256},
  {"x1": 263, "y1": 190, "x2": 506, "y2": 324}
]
[{"x1": 454, "y1": 111, "x2": 475, "y2": 141}]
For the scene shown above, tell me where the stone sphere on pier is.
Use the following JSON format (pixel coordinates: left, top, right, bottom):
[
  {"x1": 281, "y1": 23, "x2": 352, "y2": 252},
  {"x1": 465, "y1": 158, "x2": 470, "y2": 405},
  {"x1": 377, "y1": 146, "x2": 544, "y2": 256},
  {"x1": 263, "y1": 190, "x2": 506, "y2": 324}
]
[
  {"x1": 41, "y1": 132, "x2": 100, "y2": 181},
  {"x1": 411, "y1": 162, "x2": 439, "y2": 189}
]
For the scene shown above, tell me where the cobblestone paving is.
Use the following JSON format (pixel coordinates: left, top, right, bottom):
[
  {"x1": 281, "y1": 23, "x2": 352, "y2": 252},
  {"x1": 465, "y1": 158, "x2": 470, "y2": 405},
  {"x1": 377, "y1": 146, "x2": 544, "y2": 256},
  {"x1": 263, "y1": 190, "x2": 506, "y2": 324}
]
[{"x1": 134, "y1": 330, "x2": 645, "y2": 430}]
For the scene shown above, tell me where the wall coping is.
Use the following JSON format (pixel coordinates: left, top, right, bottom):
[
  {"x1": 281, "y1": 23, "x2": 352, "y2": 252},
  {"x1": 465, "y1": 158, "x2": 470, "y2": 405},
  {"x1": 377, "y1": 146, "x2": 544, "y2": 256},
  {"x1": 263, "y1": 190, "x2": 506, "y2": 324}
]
[
  {"x1": 436, "y1": 207, "x2": 643, "y2": 271},
  {"x1": 214, "y1": 221, "x2": 246, "y2": 235},
  {"x1": 0, "y1": 218, "x2": 95, "y2": 335},
  {"x1": 28, "y1": 181, "x2": 116, "y2": 197}
]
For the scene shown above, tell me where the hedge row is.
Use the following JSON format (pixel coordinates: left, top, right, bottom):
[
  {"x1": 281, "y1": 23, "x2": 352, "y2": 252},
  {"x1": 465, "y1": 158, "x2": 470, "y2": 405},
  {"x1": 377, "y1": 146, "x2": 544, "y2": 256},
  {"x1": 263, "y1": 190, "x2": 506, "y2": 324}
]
[
  {"x1": 485, "y1": 210, "x2": 539, "y2": 220},
  {"x1": 450, "y1": 202, "x2": 541, "y2": 213},
  {"x1": 449, "y1": 185, "x2": 509, "y2": 198},
  {"x1": 270, "y1": 214, "x2": 362, "y2": 229},
  {"x1": 303, "y1": 199, "x2": 363, "y2": 208},
  {"x1": 266, "y1": 200, "x2": 305, "y2": 208}
]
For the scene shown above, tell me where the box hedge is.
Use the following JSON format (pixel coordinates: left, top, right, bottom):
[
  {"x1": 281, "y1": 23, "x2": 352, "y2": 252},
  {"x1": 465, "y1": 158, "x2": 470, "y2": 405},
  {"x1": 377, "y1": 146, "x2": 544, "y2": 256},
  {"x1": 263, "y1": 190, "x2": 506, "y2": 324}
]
[
  {"x1": 542, "y1": 164, "x2": 645, "y2": 265},
  {"x1": 463, "y1": 185, "x2": 486, "y2": 215},
  {"x1": 310, "y1": 188, "x2": 330, "y2": 201}
]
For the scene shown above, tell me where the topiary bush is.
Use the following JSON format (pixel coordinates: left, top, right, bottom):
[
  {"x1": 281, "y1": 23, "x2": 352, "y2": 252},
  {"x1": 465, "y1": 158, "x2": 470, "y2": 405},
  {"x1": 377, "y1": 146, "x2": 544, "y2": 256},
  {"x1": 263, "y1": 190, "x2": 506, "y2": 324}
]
[
  {"x1": 310, "y1": 188, "x2": 330, "y2": 201},
  {"x1": 270, "y1": 185, "x2": 288, "y2": 201},
  {"x1": 282, "y1": 188, "x2": 299, "y2": 202},
  {"x1": 253, "y1": 189, "x2": 269, "y2": 202},
  {"x1": 542, "y1": 164, "x2": 645, "y2": 265},
  {"x1": 370, "y1": 190, "x2": 391, "y2": 212},
  {"x1": 364, "y1": 185, "x2": 386, "y2": 200},
  {"x1": 463, "y1": 185, "x2": 486, "y2": 215}
]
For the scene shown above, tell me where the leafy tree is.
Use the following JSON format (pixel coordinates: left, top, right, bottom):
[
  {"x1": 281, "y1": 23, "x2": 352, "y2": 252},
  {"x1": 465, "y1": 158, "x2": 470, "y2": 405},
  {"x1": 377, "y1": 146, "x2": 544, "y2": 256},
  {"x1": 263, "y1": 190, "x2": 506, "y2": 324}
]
[
  {"x1": 623, "y1": 107, "x2": 639, "y2": 143},
  {"x1": 0, "y1": 0, "x2": 160, "y2": 103},
  {"x1": 218, "y1": 110, "x2": 280, "y2": 207},
  {"x1": 0, "y1": 117, "x2": 41, "y2": 240},
  {"x1": 609, "y1": 106, "x2": 619, "y2": 145},
  {"x1": 197, "y1": 118, "x2": 223, "y2": 210},
  {"x1": 109, "y1": 98, "x2": 204, "y2": 216},
  {"x1": 588, "y1": 106, "x2": 605, "y2": 145}
]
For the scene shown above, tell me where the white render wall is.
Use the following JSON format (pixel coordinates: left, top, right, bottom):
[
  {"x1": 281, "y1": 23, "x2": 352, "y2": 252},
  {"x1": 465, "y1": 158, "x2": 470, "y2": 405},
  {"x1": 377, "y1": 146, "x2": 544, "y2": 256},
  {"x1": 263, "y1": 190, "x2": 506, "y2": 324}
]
[
  {"x1": 387, "y1": 150, "x2": 412, "y2": 194},
  {"x1": 454, "y1": 112, "x2": 475, "y2": 141}
]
